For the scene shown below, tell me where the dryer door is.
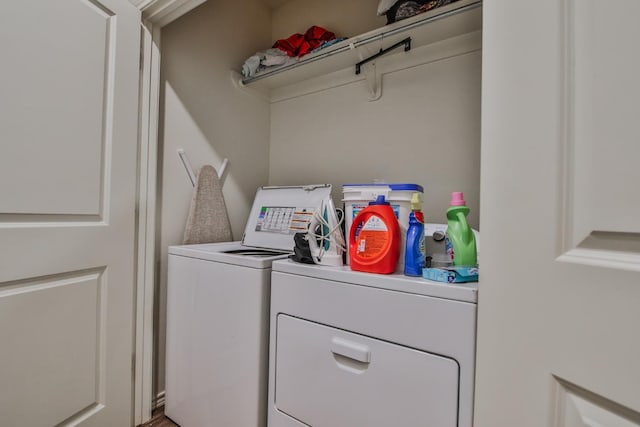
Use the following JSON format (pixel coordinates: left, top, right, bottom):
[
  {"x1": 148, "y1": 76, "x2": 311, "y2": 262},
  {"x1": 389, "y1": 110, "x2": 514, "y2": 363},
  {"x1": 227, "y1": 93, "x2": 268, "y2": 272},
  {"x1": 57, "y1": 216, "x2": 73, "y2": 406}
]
[{"x1": 274, "y1": 314, "x2": 459, "y2": 427}]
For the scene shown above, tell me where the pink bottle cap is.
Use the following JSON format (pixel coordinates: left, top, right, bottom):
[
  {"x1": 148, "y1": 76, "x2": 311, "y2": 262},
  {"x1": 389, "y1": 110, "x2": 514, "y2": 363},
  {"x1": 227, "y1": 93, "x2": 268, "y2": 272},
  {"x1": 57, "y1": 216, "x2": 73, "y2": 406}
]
[{"x1": 450, "y1": 192, "x2": 466, "y2": 206}]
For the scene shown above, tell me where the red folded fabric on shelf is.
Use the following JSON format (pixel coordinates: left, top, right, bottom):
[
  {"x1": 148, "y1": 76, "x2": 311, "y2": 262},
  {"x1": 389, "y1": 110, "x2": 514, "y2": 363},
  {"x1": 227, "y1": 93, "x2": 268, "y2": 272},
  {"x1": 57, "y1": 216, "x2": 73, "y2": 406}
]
[{"x1": 273, "y1": 25, "x2": 336, "y2": 57}]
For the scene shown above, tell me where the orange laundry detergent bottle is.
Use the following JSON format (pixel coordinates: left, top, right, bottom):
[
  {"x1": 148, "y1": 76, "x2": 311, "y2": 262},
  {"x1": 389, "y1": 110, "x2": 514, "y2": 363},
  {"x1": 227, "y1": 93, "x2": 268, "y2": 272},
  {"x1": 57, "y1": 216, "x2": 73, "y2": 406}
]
[{"x1": 349, "y1": 195, "x2": 400, "y2": 274}]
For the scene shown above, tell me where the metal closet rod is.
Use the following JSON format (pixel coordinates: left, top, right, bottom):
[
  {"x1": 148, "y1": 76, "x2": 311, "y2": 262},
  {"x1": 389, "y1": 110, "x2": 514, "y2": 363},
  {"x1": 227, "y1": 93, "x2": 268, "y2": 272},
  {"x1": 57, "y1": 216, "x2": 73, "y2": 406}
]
[{"x1": 243, "y1": 0, "x2": 482, "y2": 84}]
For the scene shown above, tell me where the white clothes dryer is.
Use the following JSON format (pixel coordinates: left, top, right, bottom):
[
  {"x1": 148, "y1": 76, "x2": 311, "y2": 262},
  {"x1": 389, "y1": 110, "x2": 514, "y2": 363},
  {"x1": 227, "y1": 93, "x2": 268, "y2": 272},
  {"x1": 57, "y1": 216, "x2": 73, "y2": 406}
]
[
  {"x1": 165, "y1": 185, "x2": 332, "y2": 427},
  {"x1": 267, "y1": 259, "x2": 478, "y2": 427}
]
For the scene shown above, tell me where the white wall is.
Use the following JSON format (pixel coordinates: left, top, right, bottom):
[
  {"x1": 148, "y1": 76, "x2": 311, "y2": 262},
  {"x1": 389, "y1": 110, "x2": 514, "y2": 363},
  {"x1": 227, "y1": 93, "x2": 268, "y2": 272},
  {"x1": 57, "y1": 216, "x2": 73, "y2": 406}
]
[
  {"x1": 268, "y1": 0, "x2": 481, "y2": 227},
  {"x1": 156, "y1": 0, "x2": 271, "y2": 397}
]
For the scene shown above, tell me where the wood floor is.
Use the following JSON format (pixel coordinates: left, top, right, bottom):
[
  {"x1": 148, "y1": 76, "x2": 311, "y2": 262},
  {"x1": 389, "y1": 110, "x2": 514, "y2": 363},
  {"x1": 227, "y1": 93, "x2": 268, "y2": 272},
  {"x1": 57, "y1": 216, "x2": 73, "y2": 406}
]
[{"x1": 138, "y1": 406, "x2": 179, "y2": 427}]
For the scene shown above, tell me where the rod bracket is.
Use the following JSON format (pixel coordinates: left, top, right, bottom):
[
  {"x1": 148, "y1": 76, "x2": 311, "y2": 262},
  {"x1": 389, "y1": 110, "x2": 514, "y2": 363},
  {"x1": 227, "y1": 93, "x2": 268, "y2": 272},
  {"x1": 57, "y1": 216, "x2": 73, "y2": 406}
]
[{"x1": 355, "y1": 37, "x2": 411, "y2": 75}]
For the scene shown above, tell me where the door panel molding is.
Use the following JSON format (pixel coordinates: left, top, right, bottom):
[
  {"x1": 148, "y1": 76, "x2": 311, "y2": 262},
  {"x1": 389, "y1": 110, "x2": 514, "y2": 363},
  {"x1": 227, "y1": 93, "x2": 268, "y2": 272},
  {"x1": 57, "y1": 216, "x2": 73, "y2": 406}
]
[
  {"x1": 0, "y1": 0, "x2": 119, "y2": 218},
  {"x1": 558, "y1": 0, "x2": 640, "y2": 271},
  {"x1": 552, "y1": 376, "x2": 640, "y2": 427},
  {"x1": 85, "y1": 0, "x2": 116, "y2": 17},
  {"x1": 0, "y1": 214, "x2": 104, "y2": 225},
  {"x1": 0, "y1": 269, "x2": 107, "y2": 427}
]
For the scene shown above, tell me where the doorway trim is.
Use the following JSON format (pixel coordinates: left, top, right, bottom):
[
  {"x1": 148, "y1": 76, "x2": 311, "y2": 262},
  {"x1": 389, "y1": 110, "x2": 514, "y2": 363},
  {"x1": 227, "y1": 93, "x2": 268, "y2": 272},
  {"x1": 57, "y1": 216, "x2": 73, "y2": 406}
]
[{"x1": 133, "y1": 0, "x2": 207, "y2": 424}]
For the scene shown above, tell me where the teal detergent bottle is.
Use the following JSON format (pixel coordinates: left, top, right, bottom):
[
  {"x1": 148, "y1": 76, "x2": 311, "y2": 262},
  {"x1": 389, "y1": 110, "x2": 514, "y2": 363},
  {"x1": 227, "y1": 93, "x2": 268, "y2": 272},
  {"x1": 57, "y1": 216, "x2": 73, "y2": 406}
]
[{"x1": 445, "y1": 192, "x2": 477, "y2": 266}]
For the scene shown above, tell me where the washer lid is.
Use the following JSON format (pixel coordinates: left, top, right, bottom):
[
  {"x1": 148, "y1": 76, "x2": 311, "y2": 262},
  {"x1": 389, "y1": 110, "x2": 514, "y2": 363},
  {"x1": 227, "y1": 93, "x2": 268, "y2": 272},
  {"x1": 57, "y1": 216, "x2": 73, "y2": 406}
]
[{"x1": 242, "y1": 184, "x2": 332, "y2": 252}]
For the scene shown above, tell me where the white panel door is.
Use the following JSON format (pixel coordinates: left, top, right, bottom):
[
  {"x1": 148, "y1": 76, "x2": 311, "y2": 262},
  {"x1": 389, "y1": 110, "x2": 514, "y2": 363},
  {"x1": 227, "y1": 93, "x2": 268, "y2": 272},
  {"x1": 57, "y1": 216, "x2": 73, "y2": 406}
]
[
  {"x1": 0, "y1": 0, "x2": 140, "y2": 426},
  {"x1": 476, "y1": 1, "x2": 640, "y2": 426}
]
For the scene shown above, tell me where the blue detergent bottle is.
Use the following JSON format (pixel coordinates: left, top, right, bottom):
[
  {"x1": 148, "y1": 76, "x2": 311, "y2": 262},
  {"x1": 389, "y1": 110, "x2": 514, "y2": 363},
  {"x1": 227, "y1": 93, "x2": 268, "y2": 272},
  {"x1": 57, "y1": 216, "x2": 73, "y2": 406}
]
[{"x1": 404, "y1": 193, "x2": 425, "y2": 276}]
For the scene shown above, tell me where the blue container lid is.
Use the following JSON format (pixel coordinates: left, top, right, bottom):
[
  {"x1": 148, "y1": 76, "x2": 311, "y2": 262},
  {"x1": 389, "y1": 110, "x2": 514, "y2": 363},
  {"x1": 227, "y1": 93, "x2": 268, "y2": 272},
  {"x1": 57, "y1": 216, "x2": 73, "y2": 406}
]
[{"x1": 343, "y1": 183, "x2": 424, "y2": 192}]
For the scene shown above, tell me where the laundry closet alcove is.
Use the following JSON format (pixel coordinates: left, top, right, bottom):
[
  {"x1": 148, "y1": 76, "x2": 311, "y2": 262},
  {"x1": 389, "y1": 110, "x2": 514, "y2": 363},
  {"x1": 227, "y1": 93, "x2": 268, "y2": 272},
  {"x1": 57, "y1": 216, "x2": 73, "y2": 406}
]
[{"x1": 136, "y1": 0, "x2": 482, "y2": 423}]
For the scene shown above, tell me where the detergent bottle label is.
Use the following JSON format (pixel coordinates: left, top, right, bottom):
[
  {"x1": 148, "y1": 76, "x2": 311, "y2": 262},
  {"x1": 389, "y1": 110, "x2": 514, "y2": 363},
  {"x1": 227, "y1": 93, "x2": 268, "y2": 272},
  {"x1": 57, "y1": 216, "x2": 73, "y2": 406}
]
[
  {"x1": 445, "y1": 234, "x2": 454, "y2": 262},
  {"x1": 356, "y1": 216, "x2": 389, "y2": 259},
  {"x1": 361, "y1": 216, "x2": 387, "y2": 231}
]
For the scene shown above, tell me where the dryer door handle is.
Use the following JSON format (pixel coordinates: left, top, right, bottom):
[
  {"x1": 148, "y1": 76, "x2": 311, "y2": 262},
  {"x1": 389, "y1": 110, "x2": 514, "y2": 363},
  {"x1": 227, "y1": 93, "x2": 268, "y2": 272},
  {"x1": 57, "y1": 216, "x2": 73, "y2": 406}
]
[{"x1": 330, "y1": 337, "x2": 371, "y2": 363}]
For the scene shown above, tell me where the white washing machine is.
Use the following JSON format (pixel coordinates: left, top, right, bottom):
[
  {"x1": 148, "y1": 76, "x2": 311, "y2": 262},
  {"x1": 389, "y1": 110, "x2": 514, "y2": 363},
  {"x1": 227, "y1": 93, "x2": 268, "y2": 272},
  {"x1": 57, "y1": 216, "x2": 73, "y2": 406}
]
[
  {"x1": 165, "y1": 185, "x2": 333, "y2": 427},
  {"x1": 267, "y1": 259, "x2": 478, "y2": 427}
]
